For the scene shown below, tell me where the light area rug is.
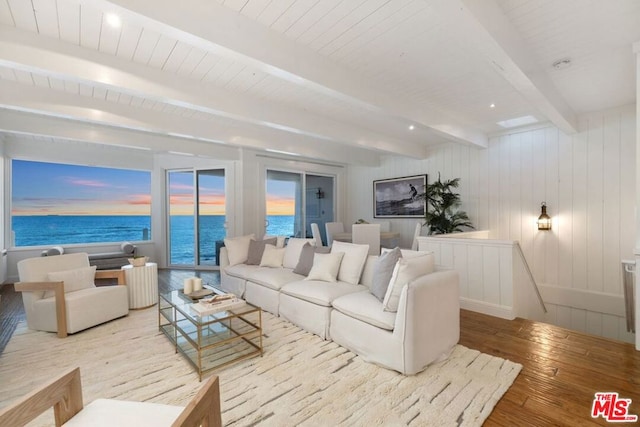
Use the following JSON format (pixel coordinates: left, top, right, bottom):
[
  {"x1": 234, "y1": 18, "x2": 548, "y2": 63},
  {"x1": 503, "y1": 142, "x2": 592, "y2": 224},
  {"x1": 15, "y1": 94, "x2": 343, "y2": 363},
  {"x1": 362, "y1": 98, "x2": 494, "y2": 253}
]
[{"x1": 0, "y1": 308, "x2": 521, "y2": 426}]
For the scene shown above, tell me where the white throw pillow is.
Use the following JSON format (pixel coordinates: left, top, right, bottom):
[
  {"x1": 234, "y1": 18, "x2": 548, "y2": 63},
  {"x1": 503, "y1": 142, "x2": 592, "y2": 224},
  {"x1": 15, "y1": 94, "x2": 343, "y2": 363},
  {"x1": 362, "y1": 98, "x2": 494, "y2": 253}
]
[
  {"x1": 282, "y1": 238, "x2": 315, "y2": 269},
  {"x1": 382, "y1": 253, "x2": 435, "y2": 312},
  {"x1": 45, "y1": 265, "x2": 97, "y2": 298},
  {"x1": 330, "y1": 241, "x2": 370, "y2": 285},
  {"x1": 260, "y1": 244, "x2": 286, "y2": 268},
  {"x1": 305, "y1": 252, "x2": 344, "y2": 282},
  {"x1": 224, "y1": 234, "x2": 255, "y2": 266}
]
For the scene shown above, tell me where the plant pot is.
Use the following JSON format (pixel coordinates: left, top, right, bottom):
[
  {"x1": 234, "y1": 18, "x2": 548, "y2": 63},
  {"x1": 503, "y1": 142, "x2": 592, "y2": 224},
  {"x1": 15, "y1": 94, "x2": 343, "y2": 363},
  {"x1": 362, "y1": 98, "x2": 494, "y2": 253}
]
[{"x1": 128, "y1": 257, "x2": 148, "y2": 267}]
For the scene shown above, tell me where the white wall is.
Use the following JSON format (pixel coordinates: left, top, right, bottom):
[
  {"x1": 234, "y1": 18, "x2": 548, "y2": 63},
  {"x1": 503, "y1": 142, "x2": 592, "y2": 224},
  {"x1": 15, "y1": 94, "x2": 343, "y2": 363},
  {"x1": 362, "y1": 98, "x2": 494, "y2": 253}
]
[
  {"x1": 347, "y1": 144, "x2": 490, "y2": 248},
  {"x1": 347, "y1": 105, "x2": 636, "y2": 343}
]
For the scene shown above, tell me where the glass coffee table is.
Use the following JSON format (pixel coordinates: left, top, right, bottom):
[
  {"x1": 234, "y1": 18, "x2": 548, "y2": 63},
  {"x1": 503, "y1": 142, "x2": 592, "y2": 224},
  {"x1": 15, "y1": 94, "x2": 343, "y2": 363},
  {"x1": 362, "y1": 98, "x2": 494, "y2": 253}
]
[{"x1": 158, "y1": 286, "x2": 262, "y2": 381}]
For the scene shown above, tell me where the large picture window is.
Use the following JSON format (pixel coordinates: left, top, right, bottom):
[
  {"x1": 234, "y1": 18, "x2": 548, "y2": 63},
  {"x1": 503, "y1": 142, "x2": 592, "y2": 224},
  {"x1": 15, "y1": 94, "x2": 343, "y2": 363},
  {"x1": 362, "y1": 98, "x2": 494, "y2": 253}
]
[{"x1": 11, "y1": 160, "x2": 152, "y2": 247}]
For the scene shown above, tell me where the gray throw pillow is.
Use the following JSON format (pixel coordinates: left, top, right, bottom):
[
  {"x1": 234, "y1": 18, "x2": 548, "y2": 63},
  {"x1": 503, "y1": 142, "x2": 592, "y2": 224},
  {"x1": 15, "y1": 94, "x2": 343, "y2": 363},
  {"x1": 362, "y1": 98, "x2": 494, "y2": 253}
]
[
  {"x1": 370, "y1": 246, "x2": 402, "y2": 301},
  {"x1": 294, "y1": 243, "x2": 331, "y2": 276},
  {"x1": 246, "y1": 238, "x2": 277, "y2": 265}
]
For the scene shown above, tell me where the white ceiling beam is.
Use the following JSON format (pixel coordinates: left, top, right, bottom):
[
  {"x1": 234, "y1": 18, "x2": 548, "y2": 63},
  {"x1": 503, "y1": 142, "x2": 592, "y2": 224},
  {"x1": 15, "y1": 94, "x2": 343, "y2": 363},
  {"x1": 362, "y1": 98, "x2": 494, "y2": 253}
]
[
  {"x1": 0, "y1": 25, "x2": 423, "y2": 159},
  {"x1": 0, "y1": 83, "x2": 383, "y2": 166},
  {"x1": 100, "y1": 0, "x2": 488, "y2": 148},
  {"x1": 431, "y1": 0, "x2": 578, "y2": 134}
]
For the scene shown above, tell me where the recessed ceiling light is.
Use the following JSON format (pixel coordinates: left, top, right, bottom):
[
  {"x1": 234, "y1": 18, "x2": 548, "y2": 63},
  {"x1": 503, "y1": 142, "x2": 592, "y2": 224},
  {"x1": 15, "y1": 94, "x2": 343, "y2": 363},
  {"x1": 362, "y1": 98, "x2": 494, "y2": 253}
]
[
  {"x1": 489, "y1": 103, "x2": 496, "y2": 109},
  {"x1": 496, "y1": 115, "x2": 538, "y2": 128},
  {"x1": 408, "y1": 125, "x2": 415, "y2": 131},
  {"x1": 105, "y1": 13, "x2": 121, "y2": 28}
]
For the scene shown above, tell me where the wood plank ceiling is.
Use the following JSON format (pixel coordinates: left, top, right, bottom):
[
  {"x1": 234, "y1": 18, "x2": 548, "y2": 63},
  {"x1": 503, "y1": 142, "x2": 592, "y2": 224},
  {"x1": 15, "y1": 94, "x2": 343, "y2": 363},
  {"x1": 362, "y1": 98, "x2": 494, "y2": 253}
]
[{"x1": 0, "y1": 0, "x2": 638, "y2": 165}]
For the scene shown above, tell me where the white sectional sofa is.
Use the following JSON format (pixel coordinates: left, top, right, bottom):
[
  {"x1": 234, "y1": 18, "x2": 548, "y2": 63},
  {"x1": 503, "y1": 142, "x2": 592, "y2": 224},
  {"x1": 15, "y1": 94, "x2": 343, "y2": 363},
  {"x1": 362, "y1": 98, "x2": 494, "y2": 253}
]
[{"x1": 220, "y1": 236, "x2": 460, "y2": 375}]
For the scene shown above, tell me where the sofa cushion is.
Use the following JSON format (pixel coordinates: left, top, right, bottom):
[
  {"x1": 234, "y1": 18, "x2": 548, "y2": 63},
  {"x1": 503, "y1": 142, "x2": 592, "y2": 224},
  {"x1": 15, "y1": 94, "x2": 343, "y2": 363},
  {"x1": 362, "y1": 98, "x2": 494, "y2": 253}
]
[
  {"x1": 359, "y1": 255, "x2": 378, "y2": 289},
  {"x1": 330, "y1": 241, "x2": 369, "y2": 285},
  {"x1": 283, "y1": 238, "x2": 315, "y2": 269},
  {"x1": 305, "y1": 252, "x2": 344, "y2": 282},
  {"x1": 224, "y1": 263, "x2": 261, "y2": 280},
  {"x1": 45, "y1": 265, "x2": 97, "y2": 298},
  {"x1": 246, "y1": 237, "x2": 277, "y2": 265},
  {"x1": 246, "y1": 268, "x2": 304, "y2": 291},
  {"x1": 260, "y1": 244, "x2": 286, "y2": 267},
  {"x1": 294, "y1": 243, "x2": 332, "y2": 276},
  {"x1": 224, "y1": 234, "x2": 255, "y2": 266},
  {"x1": 332, "y1": 291, "x2": 396, "y2": 331},
  {"x1": 383, "y1": 253, "x2": 435, "y2": 312},
  {"x1": 370, "y1": 247, "x2": 402, "y2": 301},
  {"x1": 281, "y1": 280, "x2": 367, "y2": 307}
]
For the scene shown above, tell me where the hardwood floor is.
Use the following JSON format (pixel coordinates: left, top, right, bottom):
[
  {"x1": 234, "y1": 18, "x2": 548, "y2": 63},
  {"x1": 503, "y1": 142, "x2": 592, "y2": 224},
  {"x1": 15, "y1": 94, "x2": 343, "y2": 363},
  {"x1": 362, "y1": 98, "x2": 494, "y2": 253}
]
[
  {"x1": 2, "y1": 270, "x2": 639, "y2": 426},
  {"x1": 460, "y1": 310, "x2": 640, "y2": 426}
]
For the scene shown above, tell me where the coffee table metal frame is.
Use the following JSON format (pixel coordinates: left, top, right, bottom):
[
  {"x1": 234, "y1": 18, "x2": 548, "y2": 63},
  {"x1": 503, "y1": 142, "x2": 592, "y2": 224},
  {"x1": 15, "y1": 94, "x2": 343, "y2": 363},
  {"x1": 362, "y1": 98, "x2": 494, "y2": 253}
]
[{"x1": 158, "y1": 287, "x2": 263, "y2": 381}]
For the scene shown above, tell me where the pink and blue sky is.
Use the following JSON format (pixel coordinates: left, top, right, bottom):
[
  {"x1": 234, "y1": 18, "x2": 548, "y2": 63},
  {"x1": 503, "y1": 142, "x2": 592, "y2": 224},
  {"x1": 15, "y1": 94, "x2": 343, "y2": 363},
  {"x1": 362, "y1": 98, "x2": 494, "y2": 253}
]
[
  {"x1": 13, "y1": 160, "x2": 296, "y2": 216},
  {"x1": 12, "y1": 160, "x2": 151, "y2": 216}
]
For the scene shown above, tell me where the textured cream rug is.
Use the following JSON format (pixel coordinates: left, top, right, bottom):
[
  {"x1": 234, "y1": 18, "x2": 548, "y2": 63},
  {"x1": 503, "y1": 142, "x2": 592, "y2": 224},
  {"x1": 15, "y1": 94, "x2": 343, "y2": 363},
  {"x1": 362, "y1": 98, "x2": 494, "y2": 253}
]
[{"x1": 0, "y1": 308, "x2": 521, "y2": 426}]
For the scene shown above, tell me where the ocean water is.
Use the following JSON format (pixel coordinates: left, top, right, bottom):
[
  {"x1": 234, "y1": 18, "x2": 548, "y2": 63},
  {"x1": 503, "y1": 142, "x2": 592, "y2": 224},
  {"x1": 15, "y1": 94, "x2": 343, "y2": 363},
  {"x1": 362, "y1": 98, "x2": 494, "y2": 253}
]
[
  {"x1": 12, "y1": 215, "x2": 295, "y2": 265},
  {"x1": 12, "y1": 215, "x2": 151, "y2": 247}
]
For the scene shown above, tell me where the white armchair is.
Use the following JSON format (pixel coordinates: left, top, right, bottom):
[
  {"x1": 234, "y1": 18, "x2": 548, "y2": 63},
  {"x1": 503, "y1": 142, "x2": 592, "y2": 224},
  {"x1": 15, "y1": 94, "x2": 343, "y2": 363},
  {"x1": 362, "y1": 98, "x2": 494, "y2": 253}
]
[{"x1": 15, "y1": 252, "x2": 129, "y2": 338}]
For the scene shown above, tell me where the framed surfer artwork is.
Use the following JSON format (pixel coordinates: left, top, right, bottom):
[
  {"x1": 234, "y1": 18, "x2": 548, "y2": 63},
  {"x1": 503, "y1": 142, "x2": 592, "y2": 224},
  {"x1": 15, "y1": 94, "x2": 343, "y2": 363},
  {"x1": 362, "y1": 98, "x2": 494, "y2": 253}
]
[{"x1": 373, "y1": 174, "x2": 427, "y2": 218}]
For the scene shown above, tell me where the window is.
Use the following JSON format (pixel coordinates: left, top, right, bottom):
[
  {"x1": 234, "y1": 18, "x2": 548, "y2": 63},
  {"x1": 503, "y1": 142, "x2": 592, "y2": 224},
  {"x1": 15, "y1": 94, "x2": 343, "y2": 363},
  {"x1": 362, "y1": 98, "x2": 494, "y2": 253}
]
[{"x1": 11, "y1": 160, "x2": 151, "y2": 247}]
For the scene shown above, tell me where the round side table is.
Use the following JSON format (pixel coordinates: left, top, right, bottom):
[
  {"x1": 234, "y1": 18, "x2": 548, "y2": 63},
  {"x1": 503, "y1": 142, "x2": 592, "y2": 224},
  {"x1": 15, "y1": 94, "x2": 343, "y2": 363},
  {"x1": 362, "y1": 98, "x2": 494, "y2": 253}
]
[{"x1": 122, "y1": 262, "x2": 159, "y2": 309}]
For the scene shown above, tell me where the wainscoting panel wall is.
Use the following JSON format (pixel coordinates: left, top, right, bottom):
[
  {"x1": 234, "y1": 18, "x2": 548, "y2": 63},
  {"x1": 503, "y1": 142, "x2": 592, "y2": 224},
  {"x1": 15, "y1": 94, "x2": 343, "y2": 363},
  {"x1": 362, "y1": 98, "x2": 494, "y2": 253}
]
[{"x1": 347, "y1": 105, "x2": 636, "y2": 343}]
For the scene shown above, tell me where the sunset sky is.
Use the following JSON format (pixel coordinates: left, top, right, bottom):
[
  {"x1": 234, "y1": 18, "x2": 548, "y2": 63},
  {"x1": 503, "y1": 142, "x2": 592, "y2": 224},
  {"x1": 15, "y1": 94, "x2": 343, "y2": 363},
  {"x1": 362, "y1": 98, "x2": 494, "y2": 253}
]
[
  {"x1": 12, "y1": 160, "x2": 151, "y2": 216},
  {"x1": 12, "y1": 160, "x2": 295, "y2": 216}
]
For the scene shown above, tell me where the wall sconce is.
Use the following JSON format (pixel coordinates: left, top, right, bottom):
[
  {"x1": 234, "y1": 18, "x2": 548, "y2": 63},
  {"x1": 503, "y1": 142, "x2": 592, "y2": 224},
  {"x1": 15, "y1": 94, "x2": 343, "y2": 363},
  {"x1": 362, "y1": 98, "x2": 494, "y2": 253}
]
[
  {"x1": 537, "y1": 202, "x2": 551, "y2": 230},
  {"x1": 316, "y1": 188, "x2": 324, "y2": 199}
]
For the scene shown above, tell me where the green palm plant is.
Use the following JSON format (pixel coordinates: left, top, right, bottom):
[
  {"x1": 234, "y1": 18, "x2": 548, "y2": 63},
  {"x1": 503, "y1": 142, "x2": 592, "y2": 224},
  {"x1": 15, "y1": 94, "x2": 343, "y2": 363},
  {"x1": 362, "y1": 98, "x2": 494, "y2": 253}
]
[{"x1": 417, "y1": 173, "x2": 474, "y2": 235}]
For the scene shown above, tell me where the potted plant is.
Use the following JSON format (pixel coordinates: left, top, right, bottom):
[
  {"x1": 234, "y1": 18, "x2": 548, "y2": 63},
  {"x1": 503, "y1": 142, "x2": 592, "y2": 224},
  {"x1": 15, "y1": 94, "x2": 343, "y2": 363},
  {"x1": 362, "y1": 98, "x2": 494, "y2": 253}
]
[
  {"x1": 128, "y1": 255, "x2": 149, "y2": 267},
  {"x1": 417, "y1": 173, "x2": 474, "y2": 235}
]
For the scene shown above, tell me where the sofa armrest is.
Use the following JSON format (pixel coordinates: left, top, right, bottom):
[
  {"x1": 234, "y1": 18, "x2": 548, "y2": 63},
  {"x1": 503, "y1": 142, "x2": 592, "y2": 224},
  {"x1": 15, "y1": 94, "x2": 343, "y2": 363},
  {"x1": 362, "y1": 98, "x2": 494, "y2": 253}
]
[
  {"x1": 394, "y1": 270, "x2": 460, "y2": 374},
  {"x1": 95, "y1": 269, "x2": 126, "y2": 285},
  {"x1": 14, "y1": 281, "x2": 68, "y2": 338}
]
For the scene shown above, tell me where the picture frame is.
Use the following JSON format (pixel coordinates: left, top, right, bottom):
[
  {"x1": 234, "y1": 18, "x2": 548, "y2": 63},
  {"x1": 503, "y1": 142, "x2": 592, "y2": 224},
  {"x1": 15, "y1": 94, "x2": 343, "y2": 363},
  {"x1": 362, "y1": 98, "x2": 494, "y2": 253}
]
[{"x1": 373, "y1": 174, "x2": 427, "y2": 218}]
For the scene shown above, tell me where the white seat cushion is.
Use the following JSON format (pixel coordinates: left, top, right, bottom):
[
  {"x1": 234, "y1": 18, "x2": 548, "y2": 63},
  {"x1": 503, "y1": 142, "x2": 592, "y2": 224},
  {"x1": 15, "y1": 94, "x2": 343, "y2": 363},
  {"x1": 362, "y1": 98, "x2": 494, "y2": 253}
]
[
  {"x1": 332, "y1": 291, "x2": 396, "y2": 331},
  {"x1": 224, "y1": 264, "x2": 260, "y2": 280},
  {"x1": 63, "y1": 398, "x2": 183, "y2": 427},
  {"x1": 280, "y1": 280, "x2": 366, "y2": 306},
  {"x1": 246, "y1": 268, "x2": 304, "y2": 291}
]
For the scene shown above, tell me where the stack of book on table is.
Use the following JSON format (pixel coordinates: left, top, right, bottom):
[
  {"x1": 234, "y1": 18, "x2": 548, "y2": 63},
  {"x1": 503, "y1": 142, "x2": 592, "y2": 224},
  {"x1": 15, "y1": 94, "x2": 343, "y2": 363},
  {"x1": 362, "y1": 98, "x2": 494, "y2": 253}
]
[{"x1": 190, "y1": 293, "x2": 244, "y2": 316}]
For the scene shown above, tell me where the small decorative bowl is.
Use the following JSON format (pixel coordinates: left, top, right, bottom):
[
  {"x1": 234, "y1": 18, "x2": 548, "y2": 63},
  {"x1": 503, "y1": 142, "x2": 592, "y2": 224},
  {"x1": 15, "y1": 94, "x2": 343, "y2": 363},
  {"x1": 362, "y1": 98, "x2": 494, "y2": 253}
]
[{"x1": 128, "y1": 256, "x2": 149, "y2": 267}]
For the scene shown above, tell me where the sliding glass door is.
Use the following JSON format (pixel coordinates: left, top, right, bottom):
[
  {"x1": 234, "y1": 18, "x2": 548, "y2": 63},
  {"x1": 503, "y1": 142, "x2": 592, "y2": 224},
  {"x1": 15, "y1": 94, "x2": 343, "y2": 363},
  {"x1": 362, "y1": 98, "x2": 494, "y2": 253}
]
[
  {"x1": 265, "y1": 170, "x2": 334, "y2": 243},
  {"x1": 168, "y1": 169, "x2": 226, "y2": 268}
]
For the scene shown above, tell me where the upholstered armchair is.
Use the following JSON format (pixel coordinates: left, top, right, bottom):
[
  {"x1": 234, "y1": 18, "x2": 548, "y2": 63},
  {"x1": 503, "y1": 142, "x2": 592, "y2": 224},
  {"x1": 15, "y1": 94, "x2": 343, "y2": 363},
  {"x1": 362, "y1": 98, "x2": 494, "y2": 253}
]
[
  {"x1": 15, "y1": 253, "x2": 129, "y2": 338},
  {"x1": 0, "y1": 367, "x2": 222, "y2": 427}
]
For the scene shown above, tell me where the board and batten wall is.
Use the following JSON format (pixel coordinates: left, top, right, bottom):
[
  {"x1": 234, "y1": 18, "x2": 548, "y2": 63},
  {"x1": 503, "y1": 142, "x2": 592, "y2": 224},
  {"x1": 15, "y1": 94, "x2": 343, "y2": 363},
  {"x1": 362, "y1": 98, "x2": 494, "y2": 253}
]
[{"x1": 347, "y1": 105, "x2": 636, "y2": 343}]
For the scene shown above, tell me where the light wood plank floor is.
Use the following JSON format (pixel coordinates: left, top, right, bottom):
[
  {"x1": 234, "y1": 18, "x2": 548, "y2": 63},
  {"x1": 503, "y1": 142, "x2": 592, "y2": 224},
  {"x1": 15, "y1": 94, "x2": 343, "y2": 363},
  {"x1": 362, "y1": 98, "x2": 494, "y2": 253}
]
[{"x1": 2, "y1": 269, "x2": 639, "y2": 426}]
